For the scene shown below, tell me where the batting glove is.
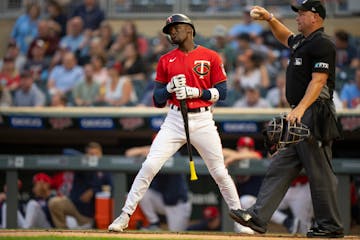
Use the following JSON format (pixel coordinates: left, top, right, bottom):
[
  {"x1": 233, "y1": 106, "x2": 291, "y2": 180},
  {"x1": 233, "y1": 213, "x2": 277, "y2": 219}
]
[
  {"x1": 166, "y1": 74, "x2": 186, "y2": 93},
  {"x1": 175, "y1": 86, "x2": 201, "y2": 100}
]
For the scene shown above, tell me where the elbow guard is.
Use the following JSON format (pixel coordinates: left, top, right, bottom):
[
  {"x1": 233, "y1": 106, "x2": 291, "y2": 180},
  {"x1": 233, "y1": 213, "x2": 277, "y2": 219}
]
[{"x1": 208, "y1": 88, "x2": 220, "y2": 102}]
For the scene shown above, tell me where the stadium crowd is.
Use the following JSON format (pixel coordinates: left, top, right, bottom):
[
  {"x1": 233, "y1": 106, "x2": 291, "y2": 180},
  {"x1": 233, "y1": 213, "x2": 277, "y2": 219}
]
[{"x1": 1, "y1": 0, "x2": 359, "y2": 110}]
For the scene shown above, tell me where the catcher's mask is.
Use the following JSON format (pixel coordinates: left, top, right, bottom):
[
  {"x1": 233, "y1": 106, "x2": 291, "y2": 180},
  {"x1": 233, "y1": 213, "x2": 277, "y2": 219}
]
[{"x1": 265, "y1": 114, "x2": 310, "y2": 154}]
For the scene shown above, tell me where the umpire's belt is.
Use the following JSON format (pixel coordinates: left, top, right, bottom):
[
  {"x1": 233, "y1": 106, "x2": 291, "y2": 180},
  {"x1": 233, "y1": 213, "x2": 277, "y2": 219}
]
[{"x1": 170, "y1": 104, "x2": 210, "y2": 113}]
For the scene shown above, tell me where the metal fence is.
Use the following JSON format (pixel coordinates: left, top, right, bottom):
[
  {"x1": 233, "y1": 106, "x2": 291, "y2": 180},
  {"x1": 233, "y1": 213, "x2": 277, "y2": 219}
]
[{"x1": 0, "y1": 0, "x2": 358, "y2": 19}]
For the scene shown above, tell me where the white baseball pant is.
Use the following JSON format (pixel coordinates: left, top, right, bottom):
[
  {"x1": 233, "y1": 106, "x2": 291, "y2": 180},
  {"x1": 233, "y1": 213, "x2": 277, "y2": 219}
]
[{"x1": 122, "y1": 109, "x2": 241, "y2": 215}]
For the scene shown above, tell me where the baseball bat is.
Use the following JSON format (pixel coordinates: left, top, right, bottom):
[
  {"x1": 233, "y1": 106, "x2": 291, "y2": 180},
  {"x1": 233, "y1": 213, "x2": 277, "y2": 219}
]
[{"x1": 179, "y1": 99, "x2": 198, "y2": 181}]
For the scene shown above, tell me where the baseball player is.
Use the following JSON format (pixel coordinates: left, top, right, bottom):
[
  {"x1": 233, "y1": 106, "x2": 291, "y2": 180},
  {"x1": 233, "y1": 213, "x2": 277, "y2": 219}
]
[
  {"x1": 229, "y1": 1, "x2": 344, "y2": 238},
  {"x1": 109, "y1": 13, "x2": 242, "y2": 232}
]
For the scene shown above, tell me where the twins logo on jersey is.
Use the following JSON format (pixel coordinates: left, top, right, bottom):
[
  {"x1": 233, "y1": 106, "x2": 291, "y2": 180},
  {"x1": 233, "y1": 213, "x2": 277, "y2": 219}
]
[{"x1": 193, "y1": 60, "x2": 210, "y2": 79}]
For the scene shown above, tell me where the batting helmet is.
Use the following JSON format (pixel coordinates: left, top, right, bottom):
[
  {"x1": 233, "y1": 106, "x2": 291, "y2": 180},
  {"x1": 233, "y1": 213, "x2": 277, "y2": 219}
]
[
  {"x1": 162, "y1": 13, "x2": 196, "y2": 36},
  {"x1": 264, "y1": 114, "x2": 310, "y2": 155}
]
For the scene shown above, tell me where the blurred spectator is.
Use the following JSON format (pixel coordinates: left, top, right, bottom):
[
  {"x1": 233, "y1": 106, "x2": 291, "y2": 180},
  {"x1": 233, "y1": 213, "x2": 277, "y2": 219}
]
[
  {"x1": 125, "y1": 144, "x2": 192, "y2": 231},
  {"x1": 0, "y1": 57, "x2": 20, "y2": 92},
  {"x1": 0, "y1": 84, "x2": 12, "y2": 107},
  {"x1": 50, "y1": 91, "x2": 68, "y2": 107},
  {"x1": 13, "y1": 70, "x2": 46, "y2": 107},
  {"x1": 0, "y1": 180, "x2": 25, "y2": 228},
  {"x1": 70, "y1": 0, "x2": 105, "y2": 31},
  {"x1": 49, "y1": 142, "x2": 113, "y2": 229},
  {"x1": 97, "y1": 21, "x2": 115, "y2": 51},
  {"x1": 27, "y1": 20, "x2": 60, "y2": 60},
  {"x1": 20, "y1": 173, "x2": 55, "y2": 228},
  {"x1": 334, "y1": 29, "x2": 359, "y2": 69},
  {"x1": 186, "y1": 206, "x2": 221, "y2": 231},
  {"x1": 233, "y1": 87, "x2": 270, "y2": 108},
  {"x1": 0, "y1": 40, "x2": 26, "y2": 72},
  {"x1": 136, "y1": 72, "x2": 155, "y2": 107},
  {"x1": 24, "y1": 40, "x2": 50, "y2": 85},
  {"x1": 77, "y1": 36, "x2": 107, "y2": 66},
  {"x1": 233, "y1": 49, "x2": 270, "y2": 91},
  {"x1": 47, "y1": 52, "x2": 84, "y2": 95},
  {"x1": 110, "y1": 20, "x2": 148, "y2": 59},
  {"x1": 266, "y1": 71, "x2": 289, "y2": 108},
  {"x1": 91, "y1": 53, "x2": 109, "y2": 86},
  {"x1": 60, "y1": 17, "x2": 89, "y2": 55},
  {"x1": 46, "y1": 0, "x2": 68, "y2": 37},
  {"x1": 11, "y1": 2, "x2": 41, "y2": 54},
  {"x1": 122, "y1": 42, "x2": 147, "y2": 81},
  {"x1": 97, "y1": 61, "x2": 136, "y2": 106},
  {"x1": 228, "y1": 6, "x2": 263, "y2": 40},
  {"x1": 234, "y1": 33, "x2": 254, "y2": 56},
  {"x1": 340, "y1": 67, "x2": 360, "y2": 109},
  {"x1": 72, "y1": 63, "x2": 100, "y2": 106},
  {"x1": 206, "y1": 25, "x2": 236, "y2": 72},
  {"x1": 146, "y1": 32, "x2": 173, "y2": 64}
]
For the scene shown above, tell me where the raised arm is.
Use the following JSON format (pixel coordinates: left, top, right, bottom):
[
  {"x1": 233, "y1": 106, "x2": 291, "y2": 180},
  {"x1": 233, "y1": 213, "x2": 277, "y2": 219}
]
[{"x1": 250, "y1": 6, "x2": 293, "y2": 47}]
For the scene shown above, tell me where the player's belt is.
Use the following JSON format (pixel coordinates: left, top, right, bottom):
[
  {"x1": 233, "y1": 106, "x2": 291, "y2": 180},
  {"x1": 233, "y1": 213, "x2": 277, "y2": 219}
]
[{"x1": 170, "y1": 104, "x2": 210, "y2": 113}]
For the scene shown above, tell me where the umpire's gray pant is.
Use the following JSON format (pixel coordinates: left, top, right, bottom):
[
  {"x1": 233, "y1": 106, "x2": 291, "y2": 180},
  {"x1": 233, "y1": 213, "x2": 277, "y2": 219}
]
[{"x1": 249, "y1": 106, "x2": 343, "y2": 233}]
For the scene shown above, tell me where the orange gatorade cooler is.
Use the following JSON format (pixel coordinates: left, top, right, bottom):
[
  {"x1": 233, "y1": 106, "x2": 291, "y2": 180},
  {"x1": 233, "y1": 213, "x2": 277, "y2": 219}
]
[{"x1": 95, "y1": 191, "x2": 113, "y2": 229}]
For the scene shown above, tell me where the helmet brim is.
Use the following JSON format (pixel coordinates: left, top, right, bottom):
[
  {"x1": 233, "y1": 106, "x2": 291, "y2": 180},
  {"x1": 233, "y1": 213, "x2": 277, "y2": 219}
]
[{"x1": 162, "y1": 22, "x2": 196, "y2": 36}]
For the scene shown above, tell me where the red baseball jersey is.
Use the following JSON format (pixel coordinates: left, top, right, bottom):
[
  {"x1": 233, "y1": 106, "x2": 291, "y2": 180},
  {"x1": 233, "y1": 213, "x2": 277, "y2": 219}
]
[{"x1": 155, "y1": 45, "x2": 227, "y2": 109}]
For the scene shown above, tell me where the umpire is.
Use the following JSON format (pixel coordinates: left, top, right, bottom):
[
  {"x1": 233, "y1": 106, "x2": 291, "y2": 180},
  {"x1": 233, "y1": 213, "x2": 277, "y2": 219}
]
[{"x1": 230, "y1": 0, "x2": 344, "y2": 238}]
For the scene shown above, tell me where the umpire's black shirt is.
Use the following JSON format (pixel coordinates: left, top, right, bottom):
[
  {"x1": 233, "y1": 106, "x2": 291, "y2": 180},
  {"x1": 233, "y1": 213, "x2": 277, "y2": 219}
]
[{"x1": 286, "y1": 28, "x2": 336, "y2": 106}]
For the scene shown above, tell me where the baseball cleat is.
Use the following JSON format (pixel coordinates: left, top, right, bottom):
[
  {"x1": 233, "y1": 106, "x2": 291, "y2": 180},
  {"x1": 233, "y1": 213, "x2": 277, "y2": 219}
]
[
  {"x1": 108, "y1": 212, "x2": 130, "y2": 232},
  {"x1": 306, "y1": 227, "x2": 344, "y2": 238},
  {"x1": 234, "y1": 222, "x2": 255, "y2": 234},
  {"x1": 229, "y1": 209, "x2": 267, "y2": 234}
]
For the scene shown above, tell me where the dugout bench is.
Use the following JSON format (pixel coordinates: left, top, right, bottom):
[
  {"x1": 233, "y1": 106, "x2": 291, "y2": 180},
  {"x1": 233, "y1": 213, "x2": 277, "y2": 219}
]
[{"x1": 0, "y1": 155, "x2": 358, "y2": 234}]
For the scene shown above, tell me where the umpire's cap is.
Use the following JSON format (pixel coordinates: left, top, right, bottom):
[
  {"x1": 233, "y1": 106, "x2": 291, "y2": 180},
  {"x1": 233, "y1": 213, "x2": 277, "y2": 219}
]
[
  {"x1": 291, "y1": 0, "x2": 326, "y2": 19},
  {"x1": 162, "y1": 13, "x2": 196, "y2": 36}
]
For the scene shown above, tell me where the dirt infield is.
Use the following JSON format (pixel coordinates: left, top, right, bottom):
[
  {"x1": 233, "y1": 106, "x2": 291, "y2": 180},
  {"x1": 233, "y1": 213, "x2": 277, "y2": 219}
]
[{"x1": 0, "y1": 230, "x2": 359, "y2": 240}]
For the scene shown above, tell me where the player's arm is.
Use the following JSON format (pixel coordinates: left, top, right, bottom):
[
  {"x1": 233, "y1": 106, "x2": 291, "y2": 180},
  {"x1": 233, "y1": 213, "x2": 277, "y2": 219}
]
[
  {"x1": 153, "y1": 82, "x2": 171, "y2": 108},
  {"x1": 153, "y1": 74, "x2": 187, "y2": 107},
  {"x1": 200, "y1": 81, "x2": 227, "y2": 102},
  {"x1": 125, "y1": 146, "x2": 151, "y2": 157},
  {"x1": 250, "y1": 6, "x2": 293, "y2": 47}
]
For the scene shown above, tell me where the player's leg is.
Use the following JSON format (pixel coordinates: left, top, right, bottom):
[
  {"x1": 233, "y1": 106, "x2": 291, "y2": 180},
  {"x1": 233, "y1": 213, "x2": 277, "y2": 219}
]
[
  {"x1": 190, "y1": 111, "x2": 241, "y2": 210},
  {"x1": 272, "y1": 191, "x2": 301, "y2": 234},
  {"x1": 48, "y1": 196, "x2": 92, "y2": 228},
  {"x1": 121, "y1": 116, "x2": 185, "y2": 215},
  {"x1": 22, "y1": 200, "x2": 51, "y2": 228},
  {"x1": 287, "y1": 183, "x2": 313, "y2": 234},
  {"x1": 139, "y1": 189, "x2": 164, "y2": 228},
  {"x1": 110, "y1": 111, "x2": 186, "y2": 231},
  {"x1": 164, "y1": 200, "x2": 191, "y2": 231},
  {"x1": 1, "y1": 203, "x2": 24, "y2": 228}
]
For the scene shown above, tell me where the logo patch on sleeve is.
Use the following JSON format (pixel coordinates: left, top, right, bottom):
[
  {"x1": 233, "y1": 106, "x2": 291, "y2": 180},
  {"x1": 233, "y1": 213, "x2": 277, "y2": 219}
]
[{"x1": 314, "y1": 62, "x2": 329, "y2": 69}]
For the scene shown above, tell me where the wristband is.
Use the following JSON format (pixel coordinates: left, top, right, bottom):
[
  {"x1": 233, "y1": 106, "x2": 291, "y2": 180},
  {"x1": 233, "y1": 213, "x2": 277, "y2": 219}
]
[{"x1": 208, "y1": 88, "x2": 219, "y2": 102}]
